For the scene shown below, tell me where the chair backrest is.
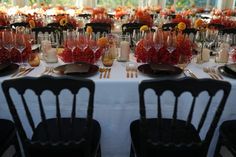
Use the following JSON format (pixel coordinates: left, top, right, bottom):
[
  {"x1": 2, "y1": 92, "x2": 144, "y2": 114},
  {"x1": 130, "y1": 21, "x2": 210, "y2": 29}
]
[
  {"x1": 208, "y1": 23, "x2": 224, "y2": 30},
  {"x1": 78, "y1": 14, "x2": 91, "y2": 19},
  {"x1": 2, "y1": 76, "x2": 95, "y2": 154},
  {"x1": 138, "y1": 78, "x2": 231, "y2": 154},
  {"x1": 162, "y1": 23, "x2": 178, "y2": 31},
  {"x1": 122, "y1": 22, "x2": 144, "y2": 35},
  {"x1": 47, "y1": 22, "x2": 75, "y2": 31},
  {"x1": 219, "y1": 28, "x2": 236, "y2": 45},
  {"x1": 10, "y1": 22, "x2": 29, "y2": 29},
  {"x1": 85, "y1": 22, "x2": 111, "y2": 34},
  {"x1": 32, "y1": 26, "x2": 61, "y2": 45},
  {"x1": 183, "y1": 28, "x2": 198, "y2": 42}
]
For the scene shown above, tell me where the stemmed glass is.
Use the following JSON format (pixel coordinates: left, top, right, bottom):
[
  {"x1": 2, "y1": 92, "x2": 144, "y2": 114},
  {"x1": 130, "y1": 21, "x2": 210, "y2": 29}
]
[
  {"x1": 2, "y1": 31, "x2": 14, "y2": 62},
  {"x1": 88, "y1": 39, "x2": 99, "y2": 64},
  {"x1": 67, "y1": 33, "x2": 77, "y2": 63},
  {"x1": 15, "y1": 33, "x2": 26, "y2": 66},
  {"x1": 77, "y1": 35, "x2": 88, "y2": 53},
  {"x1": 143, "y1": 37, "x2": 153, "y2": 63},
  {"x1": 166, "y1": 33, "x2": 176, "y2": 53},
  {"x1": 153, "y1": 31, "x2": 163, "y2": 52}
]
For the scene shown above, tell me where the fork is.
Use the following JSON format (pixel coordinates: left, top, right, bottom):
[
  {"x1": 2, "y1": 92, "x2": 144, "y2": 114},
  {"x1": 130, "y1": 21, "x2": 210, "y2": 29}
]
[
  {"x1": 39, "y1": 67, "x2": 50, "y2": 76},
  {"x1": 107, "y1": 68, "x2": 111, "y2": 78},
  {"x1": 209, "y1": 67, "x2": 223, "y2": 80},
  {"x1": 11, "y1": 66, "x2": 26, "y2": 78},
  {"x1": 203, "y1": 67, "x2": 219, "y2": 80},
  {"x1": 14, "y1": 67, "x2": 34, "y2": 77}
]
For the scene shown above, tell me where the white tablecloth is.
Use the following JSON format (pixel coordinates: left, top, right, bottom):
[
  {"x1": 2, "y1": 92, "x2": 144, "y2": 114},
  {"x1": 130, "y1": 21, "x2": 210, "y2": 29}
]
[{"x1": 0, "y1": 56, "x2": 236, "y2": 157}]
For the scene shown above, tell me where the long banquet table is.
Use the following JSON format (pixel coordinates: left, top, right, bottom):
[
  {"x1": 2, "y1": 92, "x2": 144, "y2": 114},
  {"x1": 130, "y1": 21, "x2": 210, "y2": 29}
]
[{"x1": 0, "y1": 55, "x2": 236, "y2": 157}]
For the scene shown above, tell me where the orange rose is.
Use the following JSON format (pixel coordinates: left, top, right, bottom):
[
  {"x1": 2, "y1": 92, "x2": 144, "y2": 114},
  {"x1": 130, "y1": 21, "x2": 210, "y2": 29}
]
[
  {"x1": 97, "y1": 37, "x2": 109, "y2": 48},
  {"x1": 177, "y1": 22, "x2": 186, "y2": 31},
  {"x1": 194, "y1": 19, "x2": 204, "y2": 28}
]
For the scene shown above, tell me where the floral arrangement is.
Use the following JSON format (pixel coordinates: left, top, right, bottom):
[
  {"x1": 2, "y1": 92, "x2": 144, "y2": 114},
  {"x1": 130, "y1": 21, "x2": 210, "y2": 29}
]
[
  {"x1": 54, "y1": 15, "x2": 77, "y2": 28},
  {"x1": 209, "y1": 17, "x2": 236, "y2": 29},
  {"x1": 211, "y1": 8, "x2": 236, "y2": 16},
  {"x1": 135, "y1": 29, "x2": 192, "y2": 65},
  {"x1": 114, "y1": 7, "x2": 128, "y2": 19},
  {"x1": 58, "y1": 35, "x2": 106, "y2": 64},
  {"x1": 0, "y1": 31, "x2": 32, "y2": 63},
  {"x1": 26, "y1": 14, "x2": 43, "y2": 28},
  {"x1": 129, "y1": 9, "x2": 153, "y2": 27},
  {"x1": 90, "y1": 8, "x2": 114, "y2": 27},
  {"x1": 172, "y1": 15, "x2": 191, "y2": 28}
]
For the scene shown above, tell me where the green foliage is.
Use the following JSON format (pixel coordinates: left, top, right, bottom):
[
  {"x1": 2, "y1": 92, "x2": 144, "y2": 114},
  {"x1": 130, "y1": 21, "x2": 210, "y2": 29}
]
[{"x1": 97, "y1": 0, "x2": 138, "y2": 8}]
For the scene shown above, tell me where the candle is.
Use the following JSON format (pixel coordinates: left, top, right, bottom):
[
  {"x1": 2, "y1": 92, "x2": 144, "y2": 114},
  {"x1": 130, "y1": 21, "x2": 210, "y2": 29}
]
[
  {"x1": 202, "y1": 48, "x2": 210, "y2": 61},
  {"x1": 215, "y1": 43, "x2": 229, "y2": 63},
  {"x1": 44, "y1": 48, "x2": 58, "y2": 63},
  {"x1": 119, "y1": 41, "x2": 130, "y2": 61}
]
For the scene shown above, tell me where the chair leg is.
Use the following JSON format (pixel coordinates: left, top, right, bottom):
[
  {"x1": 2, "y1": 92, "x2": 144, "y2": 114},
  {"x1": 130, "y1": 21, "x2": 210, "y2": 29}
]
[
  {"x1": 130, "y1": 145, "x2": 135, "y2": 157},
  {"x1": 214, "y1": 135, "x2": 222, "y2": 157},
  {"x1": 13, "y1": 134, "x2": 22, "y2": 157},
  {"x1": 96, "y1": 144, "x2": 101, "y2": 157}
]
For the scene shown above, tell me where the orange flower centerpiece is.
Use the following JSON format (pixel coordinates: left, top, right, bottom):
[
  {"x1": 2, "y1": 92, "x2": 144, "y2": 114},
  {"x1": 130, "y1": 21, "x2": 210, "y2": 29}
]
[
  {"x1": 58, "y1": 33, "x2": 105, "y2": 64},
  {"x1": 135, "y1": 29, "x2": 193, "y2": 65},
  {"x1": 26, "y1": 15, "x2": 43, "y2": 28},
  {"x1": 129, "y1": 9, "x2": 153, "y2": 27},
  {"x1": 0, "y1": 31, "x2": 32, "y2": 63},
  {"x1": 90, "y1": 7, "x2": 114, "y2": 28},
  {"x1": 172, "y1": 15, "x2": 191, "y2": 28}
]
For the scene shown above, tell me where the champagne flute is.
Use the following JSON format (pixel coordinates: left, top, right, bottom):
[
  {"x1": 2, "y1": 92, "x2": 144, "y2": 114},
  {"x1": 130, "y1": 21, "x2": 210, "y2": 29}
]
[
  {"x1": 88, "y1": 39, "x2": 99, "y2": 64},
  {"x1": 166, "y1": 33, "x2": 176, "y2": 53},
  {"x1": 77, "y1": 35, "x2": 88, "y2": 52},
  {"x1": 154, "y1": 31, "x2": 163, "y2": 52},
  {"x1": 67, "y1": 34, "x2": 77, "y2": 63},
  {"x1": 15, "y1": 33, "x2": 26, "y2": 66}
]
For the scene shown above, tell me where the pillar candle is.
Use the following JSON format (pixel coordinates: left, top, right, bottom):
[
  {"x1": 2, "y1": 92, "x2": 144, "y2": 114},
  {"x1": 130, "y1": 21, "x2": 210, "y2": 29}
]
[{"x1": 119, "y1": 41, "x2": 130, "y2": 61}]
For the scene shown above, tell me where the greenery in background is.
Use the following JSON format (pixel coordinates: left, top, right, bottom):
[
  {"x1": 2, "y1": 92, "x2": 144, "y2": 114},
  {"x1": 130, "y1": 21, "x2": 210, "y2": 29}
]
[
  {"x1": 97, "y1": 0, "x2": 138, "y2": 8},
  {"x1": 1, "y1": 0, "x2": 12, "y2": 5},
  {"x1": 1, "y1": 0, "x2": 217, "y2": 8},
  {"x1": 166, "y1": 0, "x2": 216, "y2": 9}
]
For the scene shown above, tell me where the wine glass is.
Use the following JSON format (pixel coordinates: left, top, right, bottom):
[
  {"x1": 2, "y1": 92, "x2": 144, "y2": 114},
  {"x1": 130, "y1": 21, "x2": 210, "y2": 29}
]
[
  {"x1": 166, "y1": 33, "x2": 176, "y2": 53},
  {"x1": 77, "y1": 35, "x2": 88, "y2": 52},
  {"x1": 2, "y1": 31, "x2": 14, "y2": 62},
  {"x1": 153, "y1": 31, "x2": 163, "y2": 52},
  {"x1": 88, "y1": 39, "x2": 99, "y2": 64},
  {"x1": 67, "y1": 35, "x2": 77, "y2": 63},
  {"x1": 15, "y1": 33, "x2": 26, "y2": 66}
]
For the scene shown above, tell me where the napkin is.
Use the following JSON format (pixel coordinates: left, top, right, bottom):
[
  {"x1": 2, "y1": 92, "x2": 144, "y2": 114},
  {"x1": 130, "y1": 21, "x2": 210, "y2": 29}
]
[
  {"x1": 64, "y1": 63, "x2": 90, "y2": 74},
  {"x1": 150, "y1": 64, "x2": 176, "y2": 74}
]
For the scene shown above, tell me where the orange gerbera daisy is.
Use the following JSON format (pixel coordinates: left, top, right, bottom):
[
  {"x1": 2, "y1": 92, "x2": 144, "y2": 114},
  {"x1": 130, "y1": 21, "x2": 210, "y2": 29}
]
[
  {"x1": 59, "y1": 17, "x2": 68, "y2": 26},
  {"x1": 177, "y1": 22, "x2": 186, "y2": 31}
]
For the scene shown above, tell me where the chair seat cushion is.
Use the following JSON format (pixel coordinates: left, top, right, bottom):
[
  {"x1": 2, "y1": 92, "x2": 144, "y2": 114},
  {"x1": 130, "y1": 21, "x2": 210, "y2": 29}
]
[
  {"x1": 220, "y1": 120, "x2": 236, "y2": 150},
  {"x1": 0, "y1": 119, "x2": 15, "y2": 146},
  {"x1": 28, "y1": 118, "x2": 101, "y2": 157},
  {"x1": 130, "y1": 118, "x2": 203, "y2": 157}
]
